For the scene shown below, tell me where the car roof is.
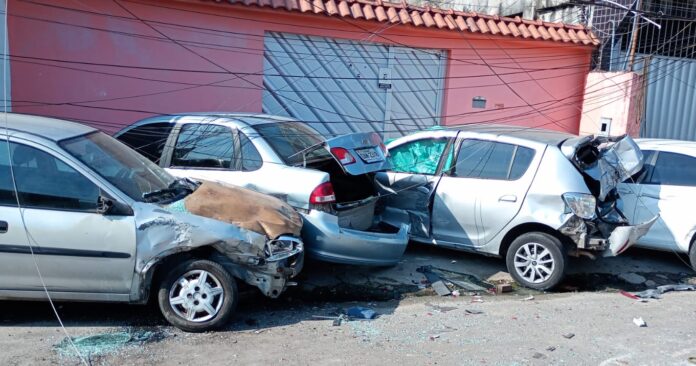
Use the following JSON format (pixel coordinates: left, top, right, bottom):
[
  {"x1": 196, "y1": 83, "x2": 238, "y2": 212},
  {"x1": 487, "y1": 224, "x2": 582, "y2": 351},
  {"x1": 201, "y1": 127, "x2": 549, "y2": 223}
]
[
  {"x1": 0, "y1": 113, "x2": 97, "y2": 141},
  {"x1": 636, "y1": 138, "x2": 696, "y2": 155},
  {"x1": 444, "y1": 124, "x2": 575, "y2": 146}
]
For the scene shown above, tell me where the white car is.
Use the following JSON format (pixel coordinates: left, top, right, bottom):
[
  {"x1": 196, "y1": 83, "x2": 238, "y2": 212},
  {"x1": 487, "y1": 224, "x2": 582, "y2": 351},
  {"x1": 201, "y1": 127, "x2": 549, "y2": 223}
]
[{"x1": 618, "y1": 139, "x2": 696, "y2": 269}]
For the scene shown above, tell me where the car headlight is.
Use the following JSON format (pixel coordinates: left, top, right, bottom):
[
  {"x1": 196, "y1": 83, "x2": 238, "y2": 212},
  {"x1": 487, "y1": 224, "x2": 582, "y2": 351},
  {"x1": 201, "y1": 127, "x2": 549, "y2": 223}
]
[
  {"x1": 562, "y1": 193, "x2": 597, "y2": 220},
  {"x1": 264, "y1": 236, "x2": 304, "y2": 262}
]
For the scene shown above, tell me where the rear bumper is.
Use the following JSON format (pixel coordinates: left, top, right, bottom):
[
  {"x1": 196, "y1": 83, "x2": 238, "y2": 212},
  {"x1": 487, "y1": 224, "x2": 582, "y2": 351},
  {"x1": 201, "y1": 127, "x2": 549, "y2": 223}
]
[
  {"x1": 559, "y1": 214, "x2": 658, "y2": 256},
  {"x1": 300, "y1": 210, "x2": 410, "y2": 266}
]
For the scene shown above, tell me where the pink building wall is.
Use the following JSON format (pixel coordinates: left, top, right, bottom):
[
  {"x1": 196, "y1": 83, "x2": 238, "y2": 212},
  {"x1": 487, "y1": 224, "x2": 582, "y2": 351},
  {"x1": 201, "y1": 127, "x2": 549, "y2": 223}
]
[
  {"x1": 8, "y1": 0, "x2": 594, "y2": 134},
  {"x1": 579, "y1": 72, "x2": 644, "y2": 138}
]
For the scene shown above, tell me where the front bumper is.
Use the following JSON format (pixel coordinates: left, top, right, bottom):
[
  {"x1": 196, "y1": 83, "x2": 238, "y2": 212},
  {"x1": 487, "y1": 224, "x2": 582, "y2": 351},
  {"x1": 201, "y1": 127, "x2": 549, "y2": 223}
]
[
  {"x1": 301, "y1": 209, "x2": 410, "y2": 266},
  {"x1": 214, "y1": 236, "x2": 304, "y2": 298}
]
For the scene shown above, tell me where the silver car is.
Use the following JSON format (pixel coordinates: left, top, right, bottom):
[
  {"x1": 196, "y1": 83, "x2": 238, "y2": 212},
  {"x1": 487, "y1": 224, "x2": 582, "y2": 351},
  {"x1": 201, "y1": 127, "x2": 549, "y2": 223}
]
[
  {"x1": 0, "y1": 113, "x2": 303, "y2": 332},
  {"x1": 618, "y1": 139, "x2": 696, "y2": 269},
  {"x1": 116, "y1": 113, "x2": 410, "y2": 266},
  {"x1": 378, "y1": 125, "x2": 657, "y2": 290}
]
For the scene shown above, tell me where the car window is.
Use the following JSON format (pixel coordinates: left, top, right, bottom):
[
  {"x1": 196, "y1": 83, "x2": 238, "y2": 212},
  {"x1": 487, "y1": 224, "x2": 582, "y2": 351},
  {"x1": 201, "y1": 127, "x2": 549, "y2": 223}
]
[
  {"x1": 10, "y1": 142, "x2": 99, "y2": 212},
  {"x1": 509, "y1": 146, "x2": 535, "y2": 180},
  {"x1": 388, "y1": 138, "x2": 449, "y2": 175},
  {"x1": 117, "y1": 122, "x2": 174, "y2": 164},
  {"x1": 172, "y1": 124, "x2": 234, "y2": 169},
  {"x1": 453, "y1": 140, "x2": 528, "y2": 180},
  {"x1": 239, "y1": 132, "x2": 263, "y2": 171},
  {"x1": 252, "y1": 122, "x2": 330, "y2": 166},
  {"x1": 62, "y1": 132, "x2": 176, "y2": 202},
  {"x1": 648, "y1": 151, "x2": 696, "y2": 186},
  {"x1": 0, "y1": 140, "x2": 18, "y2": 206},
  {"x1": 626, "y1": 149, "x2": 656, "y2": 183}
]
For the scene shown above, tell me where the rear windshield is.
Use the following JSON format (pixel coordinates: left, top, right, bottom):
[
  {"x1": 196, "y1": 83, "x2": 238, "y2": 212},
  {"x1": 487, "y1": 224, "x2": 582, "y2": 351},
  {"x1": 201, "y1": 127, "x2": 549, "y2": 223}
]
[{"x1": 252, "y1": 122, "x2": 330, "y2": 165}]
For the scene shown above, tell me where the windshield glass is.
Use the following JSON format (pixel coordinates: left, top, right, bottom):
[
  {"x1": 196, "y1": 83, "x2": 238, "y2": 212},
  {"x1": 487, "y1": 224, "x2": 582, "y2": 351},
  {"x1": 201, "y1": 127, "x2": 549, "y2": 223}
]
[
  {"x1": 61, "y1": 132, "x2": 177, "y2": 202},
  {"x1": 252, "y1": 122, "x2": 330, "y2": 165}
]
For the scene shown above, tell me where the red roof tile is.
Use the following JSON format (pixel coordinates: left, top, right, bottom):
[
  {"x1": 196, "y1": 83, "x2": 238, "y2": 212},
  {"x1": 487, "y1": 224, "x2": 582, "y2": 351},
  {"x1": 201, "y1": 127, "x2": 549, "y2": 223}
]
[{"x1": 211, "y1": 0, "x2": 598, "y2": 45}]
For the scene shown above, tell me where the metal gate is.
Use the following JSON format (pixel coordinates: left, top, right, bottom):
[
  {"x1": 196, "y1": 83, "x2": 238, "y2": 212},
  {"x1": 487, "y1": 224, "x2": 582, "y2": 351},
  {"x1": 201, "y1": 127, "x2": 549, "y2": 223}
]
[
  {"x1": 262, "y1": 32, "x2": 446, "y2": 139},
  {"x1": 642, "y1": 55, "x2": 696, "y2": 141}
]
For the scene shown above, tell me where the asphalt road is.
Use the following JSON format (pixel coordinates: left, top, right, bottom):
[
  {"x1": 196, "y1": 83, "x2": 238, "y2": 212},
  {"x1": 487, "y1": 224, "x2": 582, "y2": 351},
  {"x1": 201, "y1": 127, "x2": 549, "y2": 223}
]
[{"x1": 1, "y1": 244, "x2": 695, "y2": 365}]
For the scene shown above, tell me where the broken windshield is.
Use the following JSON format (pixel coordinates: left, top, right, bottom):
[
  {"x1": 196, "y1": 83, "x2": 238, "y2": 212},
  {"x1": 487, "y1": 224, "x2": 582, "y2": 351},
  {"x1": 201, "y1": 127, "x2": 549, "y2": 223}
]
[
  {"x1": 252, "y1": 122, "x2": 331, "y2": 165},
  {"x1": 61, "y1": 131, "x2": 178, "y2": 202}
]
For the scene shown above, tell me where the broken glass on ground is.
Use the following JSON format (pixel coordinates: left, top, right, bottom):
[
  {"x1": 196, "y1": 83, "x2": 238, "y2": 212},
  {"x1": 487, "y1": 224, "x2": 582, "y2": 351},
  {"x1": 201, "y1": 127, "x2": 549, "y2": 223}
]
[
  {"x1": 54, "y1": 328, "x2": 168, "y2": 358},
  {"x1": 416, "y1": 265, "x2": 495, "y2": 295}
]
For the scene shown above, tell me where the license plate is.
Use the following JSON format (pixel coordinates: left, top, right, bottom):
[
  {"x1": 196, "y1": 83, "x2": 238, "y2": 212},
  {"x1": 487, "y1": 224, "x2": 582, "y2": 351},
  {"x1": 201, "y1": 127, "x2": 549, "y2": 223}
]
[{"x1": 355, "y1": 147, "x2": 382, "y2": 163}]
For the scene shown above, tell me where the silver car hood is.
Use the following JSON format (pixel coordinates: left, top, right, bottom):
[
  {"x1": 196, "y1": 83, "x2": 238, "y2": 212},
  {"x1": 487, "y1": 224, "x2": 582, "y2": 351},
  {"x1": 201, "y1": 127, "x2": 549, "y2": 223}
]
[{"x1": 561, "y1": 135, "x2": 643, "y2": 201}]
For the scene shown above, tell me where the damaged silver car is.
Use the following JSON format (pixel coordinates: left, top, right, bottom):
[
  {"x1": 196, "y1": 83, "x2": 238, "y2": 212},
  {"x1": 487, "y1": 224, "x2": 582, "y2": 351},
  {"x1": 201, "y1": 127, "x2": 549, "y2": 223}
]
[
  {"x1": 378, "y1": 125, "x2": 657, "y2": 290},
  {"x1": 0, "y1": 113, "x2": 303, "y2": 332},
  {"x1": 116, "y1": 113, "x2": 410, "y2": 266}
]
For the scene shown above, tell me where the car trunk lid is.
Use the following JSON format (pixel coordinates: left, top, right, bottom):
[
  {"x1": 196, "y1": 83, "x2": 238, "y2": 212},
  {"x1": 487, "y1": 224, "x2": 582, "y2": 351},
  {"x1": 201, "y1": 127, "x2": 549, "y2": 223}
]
[{"x1": 293, "y1": 132, "x2": 390, "y2": 176}]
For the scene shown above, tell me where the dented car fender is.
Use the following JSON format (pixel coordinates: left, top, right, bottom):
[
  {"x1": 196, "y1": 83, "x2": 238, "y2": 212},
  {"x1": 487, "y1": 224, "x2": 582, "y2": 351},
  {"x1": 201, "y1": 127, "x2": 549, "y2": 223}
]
[{"x1": 128, "y1": 202, "x2": 291, "y2": 303}]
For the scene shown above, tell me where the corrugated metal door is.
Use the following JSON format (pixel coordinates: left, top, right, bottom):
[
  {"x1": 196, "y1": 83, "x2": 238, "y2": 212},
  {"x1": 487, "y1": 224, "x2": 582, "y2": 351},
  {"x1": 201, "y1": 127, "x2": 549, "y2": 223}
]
[
  {"x1": 262, "y1": 32, "x2": 445, "y2": 139},
  {"x1": 642, "y1": 55, "x2": 696, "y2": 140}
]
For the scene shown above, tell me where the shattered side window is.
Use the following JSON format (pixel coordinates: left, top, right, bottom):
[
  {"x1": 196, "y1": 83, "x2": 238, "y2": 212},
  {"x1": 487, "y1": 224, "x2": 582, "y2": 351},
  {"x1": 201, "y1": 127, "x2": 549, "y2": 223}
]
[{"x1": 388, "y1": 138, "x2": 449, "y2": 175}]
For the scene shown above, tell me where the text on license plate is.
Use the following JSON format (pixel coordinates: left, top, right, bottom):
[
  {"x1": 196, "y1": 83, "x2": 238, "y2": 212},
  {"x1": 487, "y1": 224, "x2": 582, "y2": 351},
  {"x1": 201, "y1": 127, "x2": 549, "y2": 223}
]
[{"x1": 355, "y1": 147, "x2": 383, "y2": 163}]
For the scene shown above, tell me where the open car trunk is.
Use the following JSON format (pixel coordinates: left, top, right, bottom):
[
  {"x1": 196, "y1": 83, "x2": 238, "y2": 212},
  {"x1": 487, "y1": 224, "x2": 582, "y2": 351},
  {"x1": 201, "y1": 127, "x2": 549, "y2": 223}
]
[
  {"x1": 302, "y1": 132, "x2": 398, "y2": 233},
  {"x1": 560, "y1": 135, "x2": 658, "y2": 256}
]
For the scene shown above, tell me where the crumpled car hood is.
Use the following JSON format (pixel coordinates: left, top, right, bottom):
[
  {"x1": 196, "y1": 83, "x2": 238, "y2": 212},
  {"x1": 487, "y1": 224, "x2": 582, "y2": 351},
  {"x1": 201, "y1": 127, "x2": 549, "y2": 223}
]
[{"x1": 179, "y1": 181, "x2": 303, "y2": 239}]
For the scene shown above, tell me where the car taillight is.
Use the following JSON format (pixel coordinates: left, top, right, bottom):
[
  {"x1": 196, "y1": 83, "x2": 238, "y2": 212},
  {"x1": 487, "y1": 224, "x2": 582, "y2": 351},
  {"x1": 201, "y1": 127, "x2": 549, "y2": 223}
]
[
  {"x1": 369, "y1": 132, "x2": 388, "y2": 155},
  {"x1": 330, "y1": 147, "x2": 356, "y2": 165},
  {"x1": 310, "y1": 182, "x2": 336, "y2": 204}
]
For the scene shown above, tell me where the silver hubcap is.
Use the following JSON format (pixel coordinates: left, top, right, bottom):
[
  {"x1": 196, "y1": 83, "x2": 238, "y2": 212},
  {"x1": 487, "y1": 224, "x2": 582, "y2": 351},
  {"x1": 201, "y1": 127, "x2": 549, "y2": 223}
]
[
  {"x1": 514, "y1": 242, "x2": 555, "y2": 284},
  {"x1": 169, "y1": 270, "x2": 224, "y2": 322}
]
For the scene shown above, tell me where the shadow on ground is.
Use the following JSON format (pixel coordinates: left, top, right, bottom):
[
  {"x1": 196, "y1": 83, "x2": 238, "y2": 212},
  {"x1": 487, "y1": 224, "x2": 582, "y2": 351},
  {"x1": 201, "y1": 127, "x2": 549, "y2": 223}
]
[{"x1": 0, "y1": 244, "x2": 693, "y2": 329}]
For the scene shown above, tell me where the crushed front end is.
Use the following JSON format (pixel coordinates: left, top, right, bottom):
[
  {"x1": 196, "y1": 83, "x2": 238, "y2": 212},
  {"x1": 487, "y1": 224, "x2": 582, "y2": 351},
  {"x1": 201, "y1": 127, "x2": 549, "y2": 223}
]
[{"x1": 131, "y1": 181, "x2": 305, "y2": 303}]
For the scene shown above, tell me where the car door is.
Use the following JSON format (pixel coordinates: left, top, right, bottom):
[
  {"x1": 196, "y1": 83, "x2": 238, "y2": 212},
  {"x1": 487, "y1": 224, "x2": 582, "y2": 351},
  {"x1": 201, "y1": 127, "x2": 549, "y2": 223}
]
[
  {"x1": 376, "y1": 135, "x2": 455, "y2": 239},
  {"x1": 432, "y1": 139, "x2": 537, "y2": 247},
  {"x1": 0, "y1": 139, "x2": 35, "y2": 290},
  {"x1": 632, "y1": 150, "x2": 696, "y2": 252},
  {"x1": 616, "y1": 150, "x2": 656, "y2": 224},
  {"x1": 0, "y1": 140, "x2": 136, "y2": 294}
]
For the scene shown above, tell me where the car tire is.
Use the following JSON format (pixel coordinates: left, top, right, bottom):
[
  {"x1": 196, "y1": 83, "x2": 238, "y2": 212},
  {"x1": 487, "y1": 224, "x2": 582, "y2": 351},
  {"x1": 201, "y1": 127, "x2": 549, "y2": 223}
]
[
  {"x1": 506, "y1": 232, "x2": 566, "y2": 291},
  {"x1": 157, "y1": 259, "x2": 238, "y2": 332}
]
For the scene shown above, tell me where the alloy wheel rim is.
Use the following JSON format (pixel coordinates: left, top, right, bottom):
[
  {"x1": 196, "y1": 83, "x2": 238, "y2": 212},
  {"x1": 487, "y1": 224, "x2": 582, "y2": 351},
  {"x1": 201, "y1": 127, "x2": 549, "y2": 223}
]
[
  {"x1": 169, "y1": 269, "x2": 224, "y2": 322},
  {"x1": 513, "y1": 242, "x2": 555, "y2": 284}
]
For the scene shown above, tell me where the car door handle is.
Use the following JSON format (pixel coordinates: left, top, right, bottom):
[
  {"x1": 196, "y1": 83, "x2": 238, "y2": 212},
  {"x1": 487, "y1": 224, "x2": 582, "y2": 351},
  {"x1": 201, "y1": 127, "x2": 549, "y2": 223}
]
[
  {"x1": 499, "y1": 195, "x2": 517, "y2": 203},
  {"x1": 0, "y1": 221, "x2": 7, "y2": 233}
]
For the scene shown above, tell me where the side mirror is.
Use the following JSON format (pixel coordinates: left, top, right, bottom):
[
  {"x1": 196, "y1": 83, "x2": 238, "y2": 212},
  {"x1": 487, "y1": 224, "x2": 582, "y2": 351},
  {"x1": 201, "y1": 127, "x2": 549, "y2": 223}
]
[{"x1": 97, "y1": 192, "x2": 134, "y2": 216}]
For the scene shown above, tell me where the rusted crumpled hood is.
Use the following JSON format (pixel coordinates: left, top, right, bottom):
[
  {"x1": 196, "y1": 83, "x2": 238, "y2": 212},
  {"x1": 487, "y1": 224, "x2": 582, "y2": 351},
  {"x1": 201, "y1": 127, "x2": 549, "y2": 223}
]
[{"x1": 183, "y1": 181, "x2": 302, "y2": 239}]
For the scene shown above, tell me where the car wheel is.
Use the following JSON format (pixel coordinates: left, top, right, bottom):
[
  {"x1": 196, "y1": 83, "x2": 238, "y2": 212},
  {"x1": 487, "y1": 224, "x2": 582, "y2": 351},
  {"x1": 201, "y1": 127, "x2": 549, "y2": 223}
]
[
  {"x1": 506, "y1": 232, "x2": 566, "y2": 291},
  {"x1": 157, "y1": 259, "x2": 237, "y2": 332}
]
